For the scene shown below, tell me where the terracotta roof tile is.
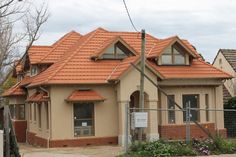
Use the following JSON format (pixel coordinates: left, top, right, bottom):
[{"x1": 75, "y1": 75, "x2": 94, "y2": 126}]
[
  {"x1": 2, "y1": 82, "x2": 25, "y2": 97},
  {"x1": 148, "y1": 59, "x2": 233, "y2": 79},
  {"x1": 26, "y1": 28, "x2": 231, "y2": 86},
  {"x1": 108, "y1": 56, "x2": 139, "y2": 80},
  {"x1": 66, "y1": 90, "x2": 105, "y2": 102},
  {"x1": 28, "y1": 46, "x2": 52, "y2": 64},
  {"x1": 26, "y1": 91, "x2": 49, "y2": 102}
]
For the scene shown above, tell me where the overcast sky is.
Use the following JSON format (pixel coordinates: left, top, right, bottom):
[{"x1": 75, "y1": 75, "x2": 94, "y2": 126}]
[{"x1": 35, "y1": 0, "x2": 236, "y2": 62}]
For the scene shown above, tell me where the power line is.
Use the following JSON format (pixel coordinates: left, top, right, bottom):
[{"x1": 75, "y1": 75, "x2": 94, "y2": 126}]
[{"x1": 122, "y1": 0, "x2": 139, "y2": 32}]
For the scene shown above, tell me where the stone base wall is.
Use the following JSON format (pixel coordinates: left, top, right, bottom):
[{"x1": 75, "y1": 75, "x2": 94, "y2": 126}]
[
  {"x1": 158, "y1": 123, "x2": 227, "y2": 140},
  {"x1": 27, "y1": 131, "x2": 118, "y2": 148},
  {"x1": 12, "y1": 120, "x2": 27, "y2": 142}
]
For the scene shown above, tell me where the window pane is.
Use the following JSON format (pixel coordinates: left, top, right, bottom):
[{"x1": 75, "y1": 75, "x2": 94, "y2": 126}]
[
  {"x1": 74, "y1": 103, "x2": 94, "y2": 137},
  {"x1": 162, "y1": 55, "x2": 172, "y2": 64},
  {"x1": 174, "y1": 55, "x2": 185, "y2": 64},
  {"x1": 205, "y1": 94, "x2": 209, "y2": 122},
  {"x1": 18, "y1": 104, "x2": 25, "y2": 120},
  {"x1": 167, "y1": 95, "x2": 175, "y2": 124},
  {"x1": 183, "y1": 95, "x2": 199, "y2": 122}
]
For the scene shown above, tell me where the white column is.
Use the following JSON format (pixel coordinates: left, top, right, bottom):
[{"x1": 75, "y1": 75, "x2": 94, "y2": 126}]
[{"x1": 118, "y1": 100, "x2": 131, "y2": 146}]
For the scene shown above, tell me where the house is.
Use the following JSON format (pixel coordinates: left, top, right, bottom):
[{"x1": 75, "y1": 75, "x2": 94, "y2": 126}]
[
  {"x1": 213, "y1": 49, "x2": 236, "y2": 104},
  {"x1": 2, "y1": 28, "x2": 231, "y2": 148}
]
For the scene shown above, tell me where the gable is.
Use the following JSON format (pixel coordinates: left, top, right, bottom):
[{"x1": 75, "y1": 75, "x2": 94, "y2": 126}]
[
  {"x1": 92, "y1": 36, "x2": 136, "y2": 60},
  {"x1": 159, "y1": 41, "x2": 190, "y2": 65}
]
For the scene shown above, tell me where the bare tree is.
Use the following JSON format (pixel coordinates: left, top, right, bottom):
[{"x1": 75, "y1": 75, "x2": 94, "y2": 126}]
[{"x1": 0, "y1": 0, "x2": 49, "y2": 80}]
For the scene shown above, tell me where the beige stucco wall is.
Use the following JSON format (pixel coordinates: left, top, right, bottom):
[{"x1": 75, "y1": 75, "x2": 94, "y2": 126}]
[
  {"x1": 8, "y1": 96, "x2": 25, "y2": 105},
  {"x1": 27, "y1": 88, "x2": 50, "y2": 139},
  {"x1": 49, "y1": 84, "x2": 118, "y2": 140},
  {"x1": 213, "y1": 52, "x2": 236, "y2": 96},
  {"x1": 158, "y1": 84, "x2": 224, "y2": 129},
  {"x1": 117, "y1": 65, "x2": 159, "y2": 144}
]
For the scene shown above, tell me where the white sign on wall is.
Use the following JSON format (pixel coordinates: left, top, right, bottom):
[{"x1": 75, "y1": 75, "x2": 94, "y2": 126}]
[{"x1": 131, "y1": 112, "x2": 148, "y2": 129}]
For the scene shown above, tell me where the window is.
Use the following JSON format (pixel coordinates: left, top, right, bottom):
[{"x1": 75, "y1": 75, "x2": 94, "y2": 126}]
[
  {"x1": 9, "y1": 105, "x2": 16, "y2": 119},
  {"x1": 45, "y1": 102, "x2": 49, "y2": 129},
  {"x1": 38, "y1": 104, "x2": 41, "y2": 128},
  {"x1": 74, "y1": 103, "x2": 94, "y2": 137},
  {"x1": 205, "y1": 94, "x2": 209, "y2": 122},
  {"x1": 167, "y1": 95, "x2": 175, "y2": 124},
  {"x1": 34, "y1": 103, "x2": 37, "y2": 121},
  {"x1": 9, "y1": 104, "x2": 25, "y2": 120},
  {"x1": 30, "y1": 66, "x2": 38, "y2": 76},
  {"x1": 219, "y1": 59, "x2": 222, "y2": 69},
  {"x1": 29, "y1": 104, "x2": 32, "y2": 120},
  {"x1": 183, "y1": 94, "x2": 199, "y2": 122},
  {"x1": 102, "y1": 41, "x2": 133, "y2": 59},
  {"x1": 161, "y1": 43, "x2": 186, "y2": 65}
]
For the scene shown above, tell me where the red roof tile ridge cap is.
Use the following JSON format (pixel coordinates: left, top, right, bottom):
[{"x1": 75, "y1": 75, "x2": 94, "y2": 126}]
[
  {"x1": 108, "y1": 56, "x2": 140, "y2": 80},
  {"x1": 197, "y1": 59, "x2": 233, "y2": 78},
  {"x1": 106, "y1": 62, "x2": 120, "y2": 81},
  {"x1": 93, "y1": 35, "x2": 120, "y2": 57},
  {"x1": 39, "y1": 31, "x2": 82, "y2": 63},
  {"x1": 30, "y1": 45, "x2": 52, "y2": 48},
  {"x1": 147, "y1": 42, "x2": 158, "y2": 56},
  {"x1": 160, "y1": 35, "x2": 178, "y2": 41},
  {"x1": 148, "y1": 37, "x2": 176, "y2": 57},
  {"x1": 40, "y1": 28, "x2": 101, "y2": 84}
]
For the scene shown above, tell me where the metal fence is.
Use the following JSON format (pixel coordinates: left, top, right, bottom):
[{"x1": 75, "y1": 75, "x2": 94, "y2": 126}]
[{"x1": 125, "y1": 105, "x2": 236, "y2": 151}]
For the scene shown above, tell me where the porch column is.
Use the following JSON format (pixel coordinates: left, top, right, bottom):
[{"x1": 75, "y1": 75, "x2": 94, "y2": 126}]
[
  {"x1": 147, "y1": 99, "x2": 159, "y2": 141},
  {"x1": 118, "y1": 100, "x2": 130, "y2": 146}
]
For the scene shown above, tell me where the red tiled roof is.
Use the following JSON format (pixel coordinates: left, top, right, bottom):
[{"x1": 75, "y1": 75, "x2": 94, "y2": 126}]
[
  {"x1": 108, "y1": 56, "x2": 139, "y2": 80},
  {"x1": 2, "y1": 82, "x2": 25, "y2": 97},
  {"x1": 25, "y1": 28, "x2": 230, "y2": 87},
  {"x1": 148, "y1": 59, "x2": 233, "y2": 79},
  {"x1": 26, "y1": 91, "x2": 49, "y2": 102},
  {"x1": 28, "y1": 31, "x2": 82, "y2": 64},
  {"x1": 20, "y1": 76, "x2": 34, "y2": 87},
  {"x1": 147, "y1": 36, "x2": 200, "y2": 58},
  {"x1": 66, "y1": 90, "x2": 105, "y2": 102},
  {"x1": 28, "y1": 46, "x2": 52, "y2": 64},
  {"x1": 39, "y1": 31, "x2": 82, "y2": 64}
]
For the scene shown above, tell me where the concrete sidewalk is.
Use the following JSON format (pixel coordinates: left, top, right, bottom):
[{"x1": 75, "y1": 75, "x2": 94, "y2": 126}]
[
  {"x1": 19, "y1": 143, "x2": 123, "y2": 157},
  {"x1": 19, "y1": 143, "x2": 236, "y2": 157}
]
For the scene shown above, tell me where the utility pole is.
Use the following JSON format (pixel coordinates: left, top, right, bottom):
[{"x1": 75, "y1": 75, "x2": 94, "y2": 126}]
[
  {"x1": 4, "y1": 105, "x2": 10, "y2": 157},
  {"x1": 138, "y1": 29, "x2": 145, "y2": 141}
]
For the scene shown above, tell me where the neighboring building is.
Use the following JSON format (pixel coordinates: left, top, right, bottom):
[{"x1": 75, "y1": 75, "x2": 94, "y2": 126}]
[
  {"x1": 2, "y1": 28, "x2": 231, "y2": 148},
  {"x1": 213, "y1": 49, "x2": 236, "y2": 104}
]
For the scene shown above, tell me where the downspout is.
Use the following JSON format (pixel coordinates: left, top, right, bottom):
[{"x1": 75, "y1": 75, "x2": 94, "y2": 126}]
[{"x1": 39, "y1": 86, "x2": 51, "y2": 148}]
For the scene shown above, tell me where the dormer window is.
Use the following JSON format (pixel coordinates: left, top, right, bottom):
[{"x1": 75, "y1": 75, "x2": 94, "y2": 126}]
[
  {"x1": 91, "y1": 37, "x2": 136, "y2": 60},
  {"x1": 102, "y1": 41, "x2": 134, "y2": 59},
  {"x1": 30, "y1": 66, "x2": 38, "y2": 76},
  {"x1": 161, "y1": 43, "x2": 187, "y2": 65}
]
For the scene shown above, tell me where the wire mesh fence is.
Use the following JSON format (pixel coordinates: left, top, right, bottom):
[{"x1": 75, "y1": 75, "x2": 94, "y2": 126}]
[{"x1": 126, "y1": 106, "x2": 236, "y2": 146}]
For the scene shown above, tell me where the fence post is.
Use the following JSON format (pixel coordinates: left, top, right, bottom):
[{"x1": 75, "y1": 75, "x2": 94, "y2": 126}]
[
  {"x1": 186, "y1": 101, "x2": 191, "y2": 144},
  {"x1": 125, "y1": 103, "x2": 129, "y2": 154}
]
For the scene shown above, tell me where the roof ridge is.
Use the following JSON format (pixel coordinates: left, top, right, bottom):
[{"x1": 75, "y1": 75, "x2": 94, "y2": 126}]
[
  {"x1": 42, "y1": 28, "x2": 103, "y2": 84},
  {"x1": 39, "y1": 31, "x2": 82, "y2": 63}
]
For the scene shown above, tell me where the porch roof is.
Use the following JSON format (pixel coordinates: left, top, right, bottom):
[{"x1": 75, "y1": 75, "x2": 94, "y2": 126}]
[
  {"x1": 66, "y1": 90, "x2": 105, "y2": 102},
  {"x1": 2, "y1": 82, "x2": 25, "y2": 97},
  {"x1": 26, "y1": 91, "x2": 49, "y2": 102}
]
